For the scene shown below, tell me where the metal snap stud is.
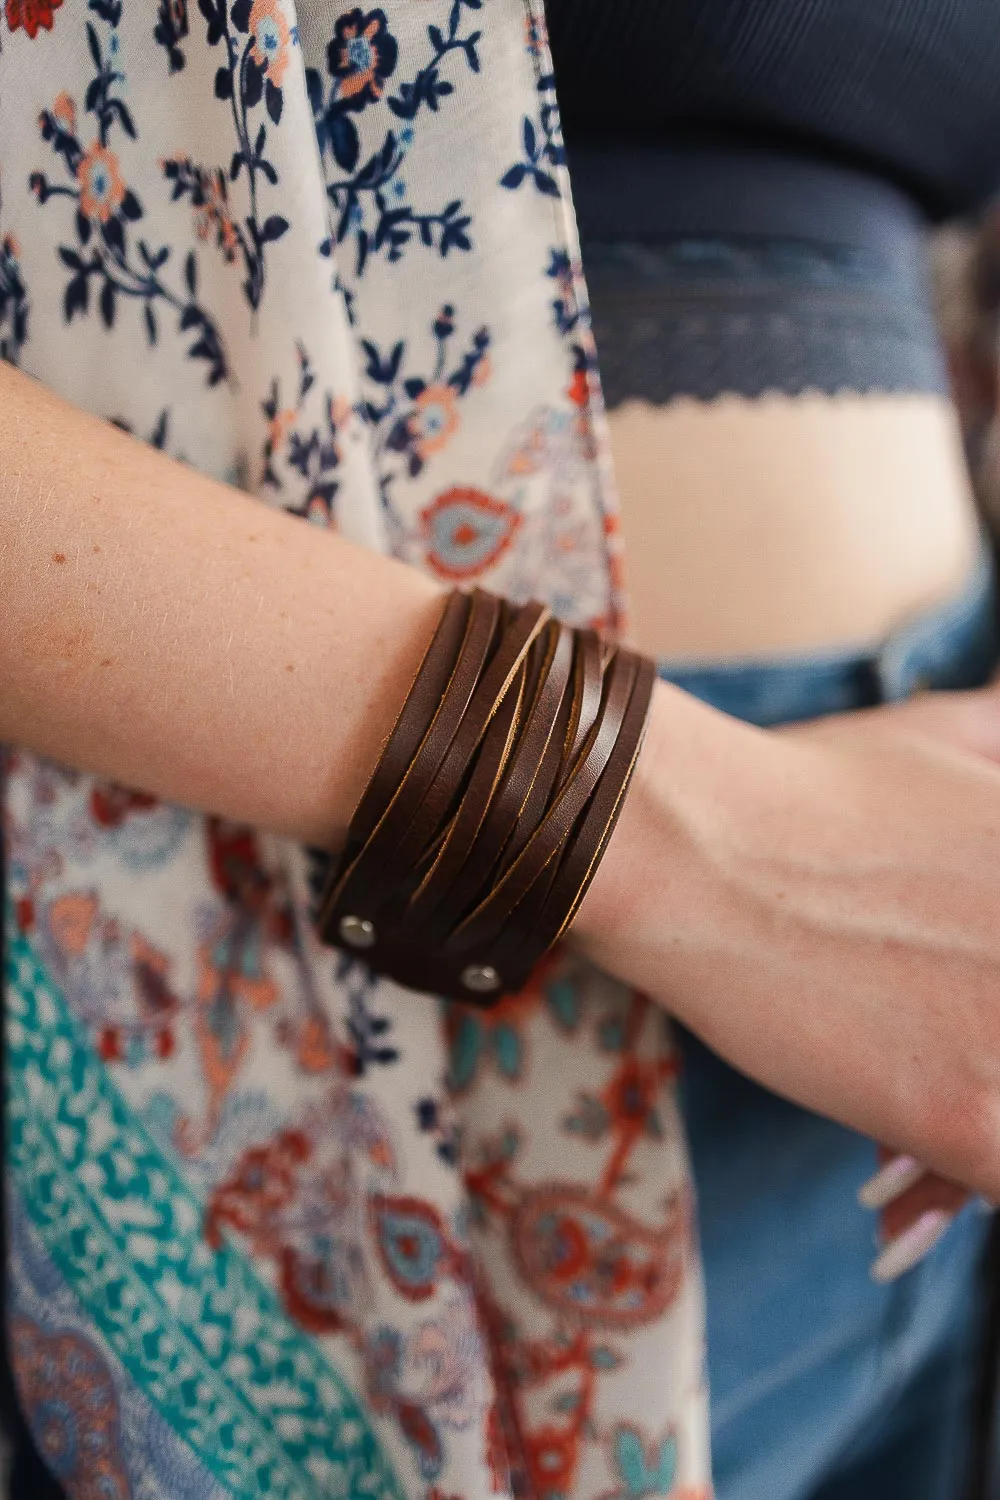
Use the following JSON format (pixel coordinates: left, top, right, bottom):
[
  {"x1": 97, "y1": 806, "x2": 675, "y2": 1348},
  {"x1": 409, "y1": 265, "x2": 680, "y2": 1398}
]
[
  {"x1": 461, "y1": 963, "x2": 501, "y2": 995},
  {"x1": 339, "y1": 915, "x2": 376, "y2": 950}
]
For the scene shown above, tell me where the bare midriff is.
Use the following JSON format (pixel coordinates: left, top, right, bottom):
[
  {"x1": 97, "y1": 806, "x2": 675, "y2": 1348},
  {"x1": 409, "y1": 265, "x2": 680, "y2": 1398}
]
[{"x1": 610, "y1": 392, "x2": 982, "y2": 663}]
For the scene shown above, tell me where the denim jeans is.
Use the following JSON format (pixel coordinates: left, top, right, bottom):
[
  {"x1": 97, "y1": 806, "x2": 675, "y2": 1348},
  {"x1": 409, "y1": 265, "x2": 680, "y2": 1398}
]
[{"x1": 659, "y1": 541, "x2": 1000, "y2": 1500}]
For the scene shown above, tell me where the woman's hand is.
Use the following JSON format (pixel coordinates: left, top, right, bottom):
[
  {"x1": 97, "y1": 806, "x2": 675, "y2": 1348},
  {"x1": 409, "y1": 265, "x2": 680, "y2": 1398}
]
[
  {"x1": 577, "y1": 677, "x2": 1000, "y2": 1203},
  {"x1": 859, "y1": 1150, "x2": 975, "y2": 1281}
]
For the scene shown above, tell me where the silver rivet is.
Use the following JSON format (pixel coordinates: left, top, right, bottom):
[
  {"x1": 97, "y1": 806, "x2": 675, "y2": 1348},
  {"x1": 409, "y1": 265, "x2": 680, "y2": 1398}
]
[
  {"x1": 461, "y1": 963, "x2": 501, "y2": 995},
  {"x1": 339, "y1": 915, "x2": 376, "y2": 950}
]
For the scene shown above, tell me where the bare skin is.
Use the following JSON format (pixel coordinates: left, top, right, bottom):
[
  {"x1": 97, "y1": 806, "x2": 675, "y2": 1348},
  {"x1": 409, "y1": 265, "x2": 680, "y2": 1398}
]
[
  {"x1": 581, "y1": 679, "x2": 1000, "y2": 1203},
  {"x1": 572, "y1": 380, "x2": 1000, "y2": 1250},
  {"x1": 0, "y1": 362, "x2": 446, "y2": 848},
  {"x1": 607, "y1": 385, "x2": 988, "y2": 1239},
  {"x1": 6, "y1": 360, "x2": 1000, "y2": 1204},
  {"x1": 611, "y1": 392, "x2": 981, "y2": 660}
]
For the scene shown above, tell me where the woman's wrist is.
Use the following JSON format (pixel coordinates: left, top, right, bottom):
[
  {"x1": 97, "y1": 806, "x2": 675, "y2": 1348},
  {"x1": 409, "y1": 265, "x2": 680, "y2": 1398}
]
[
  {"x1": 571, "y1": 679, "x2": 725, "y2": 990},
  {"x1": 572, "y1": 672, "x2": 788, "y2": 1037}
]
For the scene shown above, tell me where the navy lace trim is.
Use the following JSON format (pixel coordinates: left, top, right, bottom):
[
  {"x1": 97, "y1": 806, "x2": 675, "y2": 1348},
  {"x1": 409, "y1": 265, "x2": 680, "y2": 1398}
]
[{"x1": 582, "y1": 237, "x2": 947, "y2": 406}]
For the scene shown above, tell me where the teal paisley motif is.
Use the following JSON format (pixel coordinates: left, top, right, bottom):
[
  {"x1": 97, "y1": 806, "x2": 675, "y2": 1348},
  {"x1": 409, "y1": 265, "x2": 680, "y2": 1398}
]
[{"x1": 4, "y1": 921, "x2": 404, "y2": 1500}]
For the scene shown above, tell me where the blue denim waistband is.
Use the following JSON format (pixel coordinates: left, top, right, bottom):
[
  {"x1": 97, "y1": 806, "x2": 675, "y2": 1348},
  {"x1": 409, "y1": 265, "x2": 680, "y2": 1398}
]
[{"x1": 658, "y1": 539, "x2": 999, "y2": 728}]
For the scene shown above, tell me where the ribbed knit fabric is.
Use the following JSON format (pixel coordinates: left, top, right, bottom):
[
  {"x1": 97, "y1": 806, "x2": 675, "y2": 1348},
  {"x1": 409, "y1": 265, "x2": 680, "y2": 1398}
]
[
  {"x1": 544, "y1": 2, "x2": 1000, "y2": 403},
  {"x1": 546, "y1": 0, "x2": 1000, "y2": 221}
]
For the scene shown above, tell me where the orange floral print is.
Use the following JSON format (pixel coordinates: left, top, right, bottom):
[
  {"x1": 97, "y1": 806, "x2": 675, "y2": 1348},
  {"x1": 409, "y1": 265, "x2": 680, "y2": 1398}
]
[
  {"x1": 412, "y1": 382, "x2": 460, "y2": 458},
  {"x1": 51, "y1": 90, "x2": 75, "y2": 132},
  {"x1": 77, "y1": 144, "x2": 125, "y2": 223},
  {"x1": 47, "y1": 893, "x2": 99, "y2": 959},
  {"x1": 4, "y1": 0, "x2": 62, "y2": 38},
  {"x1": 249, "y1": 0, "x2": 290, "y2": 87},
  {"x1": 331, "y1": 8, "x2": 398, "y2": 108}
]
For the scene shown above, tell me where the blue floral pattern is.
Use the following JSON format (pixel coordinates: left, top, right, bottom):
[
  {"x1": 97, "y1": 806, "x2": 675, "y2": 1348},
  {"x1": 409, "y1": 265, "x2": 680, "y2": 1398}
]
[
  {"x1": 0, "y1": 3, "x2": 712, "y2": 1496},
  {"x1": 500, "y1": 29, "x2": 564, "y2": 199},
  {"x1": 0, "y1": 218, "x2": 28, "y2": 363},
  {"x1": 307, "y1": 2, "x2": 479, "y2": 276},
  {"x1": 31, "y1": 2, "x2": 228, "y2": 383},
  {"x1": 259, "y1": 342, "x2": 351, "y2": 524},
  {"x1": 178, "y1": 0, "x2": 294, "y2": 309},
  {"x1": 154, "y1": 0, "x2": 189, "y2": 73},
  {"x1": 359, "y1": 302, "x2": 491, "y2": 540}
]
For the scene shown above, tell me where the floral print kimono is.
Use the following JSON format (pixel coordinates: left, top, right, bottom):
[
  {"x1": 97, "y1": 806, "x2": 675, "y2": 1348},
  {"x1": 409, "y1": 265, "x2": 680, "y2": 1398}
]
[{"x1": 0, "y1": 2, "x2": 711, "y2": 1495}]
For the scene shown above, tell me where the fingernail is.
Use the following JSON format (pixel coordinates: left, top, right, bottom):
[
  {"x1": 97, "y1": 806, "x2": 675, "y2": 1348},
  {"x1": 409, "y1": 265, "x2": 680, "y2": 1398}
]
[
  {"x1": 858, "y1": 1155, "x2": 924, "y2": 1210},
  {"x1": 870, "y1": 1210, "x2": 952, "y2": 1284}
]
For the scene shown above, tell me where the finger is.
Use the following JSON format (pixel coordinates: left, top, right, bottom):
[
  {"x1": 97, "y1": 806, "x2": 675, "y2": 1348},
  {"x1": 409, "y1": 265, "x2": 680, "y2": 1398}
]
[
  {"x1": 860, "y1": 1157, "x2": 973, "y2": 1284},
  {"x1": 777, "y1": 683, "x2": 1000, "y2": 764},
  {"x1": 878, "y1": 1173, "x2": 971, "y2": 1243},
  {"x1": 858, "y1": 1152, "x2": 925, "y2": 1209},
  {"x1": 871, "y1": 1208, "x2": 955, "y2": 1283},
  {"x1": 884, "y1": 687, "x2": 1000, "y2": 761}
]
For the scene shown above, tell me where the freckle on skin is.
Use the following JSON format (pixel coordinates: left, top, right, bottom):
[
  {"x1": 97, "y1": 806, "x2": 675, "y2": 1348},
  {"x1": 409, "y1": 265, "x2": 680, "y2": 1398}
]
[
  {"x1": 92, "y1": 544, "x2": 101, "y2": 554},
  {"x1": 99, "y1": 659, "x2": 113, "y2": 668},
  {"x1": 286, "y1": 663, "x2": 295, "y2": 673},
  {"x1": 58, "y1": 628, "x2": 91, "y2": 660},
  {"x1": 52, "y1": 552, "x2": 66, "y2": 564}
]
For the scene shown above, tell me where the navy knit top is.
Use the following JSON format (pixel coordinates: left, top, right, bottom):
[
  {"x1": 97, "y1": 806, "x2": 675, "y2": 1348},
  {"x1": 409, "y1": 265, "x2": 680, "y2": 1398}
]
[
  {"x1": 546, "y1": 0, "x2": 1000, "y2": 220},
  {"x1": 544, "y1": 1, "x2": 1000, "y2": 404}
]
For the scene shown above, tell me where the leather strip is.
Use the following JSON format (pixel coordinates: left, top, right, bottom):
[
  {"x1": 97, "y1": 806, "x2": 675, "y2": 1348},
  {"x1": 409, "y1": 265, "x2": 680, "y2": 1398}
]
[
  {"x1": 401, "y1": 654, "x2": 528, "y2": 944},
  {"x1": 491, "y1": 653, "x2": 656, "y2": 988},
  {"x1": 419, "y1": 620, "x2": 574, "y2": 939},
  {"x1": 320, "y1": 589, "x2": 501, "y2": 923},
  {"x1": 346, "y1": 588, "x2": 470, "y2": 853},
  {"x1": 382, "y1": 599, "x2": 551, "y2": 895},
  {"x1": 446, "y1": 645, "x2": 639, "y2": 959}
]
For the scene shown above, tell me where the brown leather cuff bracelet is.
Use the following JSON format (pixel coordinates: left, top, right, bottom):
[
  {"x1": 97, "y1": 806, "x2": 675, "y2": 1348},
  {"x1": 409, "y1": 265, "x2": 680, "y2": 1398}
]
[{"x1": 315, "y1": 588, "x2": 656, "y2": 1006}]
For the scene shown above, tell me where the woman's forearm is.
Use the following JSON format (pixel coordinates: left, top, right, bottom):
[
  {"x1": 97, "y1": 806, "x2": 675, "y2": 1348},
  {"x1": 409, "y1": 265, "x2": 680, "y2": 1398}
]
[
  {"x1": 0, "y1": 362, "x2": 444, "y2": 845},
  {"x1": 13, "y1": 365, "x2": 1000, "y2": 1205}
]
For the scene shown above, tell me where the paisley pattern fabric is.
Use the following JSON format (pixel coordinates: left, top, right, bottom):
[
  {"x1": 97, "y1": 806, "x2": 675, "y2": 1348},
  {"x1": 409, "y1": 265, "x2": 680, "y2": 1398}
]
[{"x1": 0, "y1": 3, "x2": 711, "y2": 1496}]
